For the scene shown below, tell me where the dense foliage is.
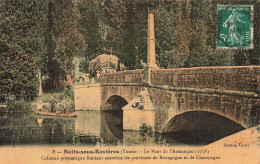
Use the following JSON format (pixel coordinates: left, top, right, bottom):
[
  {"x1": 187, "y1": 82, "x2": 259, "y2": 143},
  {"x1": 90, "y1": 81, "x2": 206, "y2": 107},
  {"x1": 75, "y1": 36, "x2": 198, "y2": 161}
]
[
  {"x1": 140, "y1": 123, "x2": 153, "y2": 137},
  {"x1": 0, "y1": 0, "x2": 41, "y2": 95},
  {"x1": 0, "y1": 0, "x2": 259, "y2": 95},
  {"x1": 0, "y1": 44, "x2": 38, "y2": 95},
  {"x1": 6, "y1": 100, "x2": 31, "y2": 112},
  {"x1": 5, "y1": 96, "x2": 31, "y2": 112},
  {"x1": 88, "y1": 54, "x2": 119, "y2": 76}
]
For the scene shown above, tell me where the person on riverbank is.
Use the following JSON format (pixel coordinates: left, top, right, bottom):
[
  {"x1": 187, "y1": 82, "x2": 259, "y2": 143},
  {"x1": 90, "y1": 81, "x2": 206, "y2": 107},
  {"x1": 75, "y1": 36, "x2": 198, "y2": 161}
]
[{"x1": 49, "y1": 96, "x2": 57, "y2": 113}]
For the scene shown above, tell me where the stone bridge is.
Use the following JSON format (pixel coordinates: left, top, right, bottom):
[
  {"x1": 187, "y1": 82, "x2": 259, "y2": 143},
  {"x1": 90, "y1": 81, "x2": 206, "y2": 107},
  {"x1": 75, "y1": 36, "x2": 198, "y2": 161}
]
[
  {"x1": 99, "y1": 66, "x2": 260, "y2": 133},
  {"x1": 74, "y1": 14, "x2": 259, "y2": 136}
]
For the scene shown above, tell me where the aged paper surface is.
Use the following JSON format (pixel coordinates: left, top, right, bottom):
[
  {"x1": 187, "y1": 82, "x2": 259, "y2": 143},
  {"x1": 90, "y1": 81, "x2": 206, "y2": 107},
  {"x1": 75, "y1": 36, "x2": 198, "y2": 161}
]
[
  {"x1": 0, "y1": 128, "x2": 259, "y2": 164},
  {"x1": 0, "y1": 0, "x2": 259, "y2": 164}
]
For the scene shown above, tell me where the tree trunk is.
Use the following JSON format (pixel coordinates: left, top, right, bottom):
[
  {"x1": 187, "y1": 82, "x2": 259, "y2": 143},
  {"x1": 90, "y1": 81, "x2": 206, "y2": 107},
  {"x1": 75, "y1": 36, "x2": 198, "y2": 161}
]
[{"x1": 47, "y1": 0, "x2": 57, "y2": 88}]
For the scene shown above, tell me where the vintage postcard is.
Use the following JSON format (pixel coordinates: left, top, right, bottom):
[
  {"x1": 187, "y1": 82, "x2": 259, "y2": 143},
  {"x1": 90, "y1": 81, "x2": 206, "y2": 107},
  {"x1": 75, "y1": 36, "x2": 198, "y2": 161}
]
[{"x1": 0, "y1": 0, "x2": 259, "y2": 164}]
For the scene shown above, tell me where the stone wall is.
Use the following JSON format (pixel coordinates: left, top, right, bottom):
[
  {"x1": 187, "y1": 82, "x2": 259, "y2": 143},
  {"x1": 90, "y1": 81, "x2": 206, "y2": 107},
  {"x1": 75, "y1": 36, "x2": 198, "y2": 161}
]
[
  {"x1": 101, "y1": 66, "x2": 260, "y2": 94},
  {"x1": 101, "y1": 69, "x2": 144, "y2": 84},
  {"x1": 151, "y1": 66, "x2": 260, "y2": 93},
  {"x1": 74, "y1": 84, "x2": 101, "y2": 110}
]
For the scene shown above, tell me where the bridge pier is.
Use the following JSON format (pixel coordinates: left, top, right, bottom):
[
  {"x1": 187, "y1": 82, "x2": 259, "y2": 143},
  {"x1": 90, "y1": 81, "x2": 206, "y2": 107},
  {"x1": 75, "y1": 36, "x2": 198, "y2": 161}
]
[{"x1": 122, "y1": 88, "x2": 156, "y2": 131}]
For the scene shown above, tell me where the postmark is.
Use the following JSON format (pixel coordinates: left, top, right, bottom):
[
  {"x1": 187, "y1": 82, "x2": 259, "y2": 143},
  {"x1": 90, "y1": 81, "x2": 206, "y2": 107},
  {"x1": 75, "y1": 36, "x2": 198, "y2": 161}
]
[{"x1": 217, "y1": 5, "x2": 253, "y2": 49}]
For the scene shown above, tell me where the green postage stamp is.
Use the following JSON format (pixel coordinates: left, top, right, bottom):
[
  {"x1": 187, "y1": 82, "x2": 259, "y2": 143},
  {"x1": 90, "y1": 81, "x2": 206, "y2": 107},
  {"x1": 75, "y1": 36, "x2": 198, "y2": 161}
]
[{"x1": 217, "y1": 5, "x2": 253, "y2": 49}]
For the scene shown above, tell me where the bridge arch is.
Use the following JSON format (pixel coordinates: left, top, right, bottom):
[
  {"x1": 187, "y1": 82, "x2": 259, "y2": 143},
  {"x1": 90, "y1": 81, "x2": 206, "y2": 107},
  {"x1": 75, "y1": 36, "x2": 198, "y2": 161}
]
[
  {"x1": 101, "y1": 95, "x2": 128, "y2": 142},
  {"x1": 162, "y1": 111, "x2": 245, "y2": 144},
  {"x1": 103, "y1": 95, "x2": 128, "y2": 111}
]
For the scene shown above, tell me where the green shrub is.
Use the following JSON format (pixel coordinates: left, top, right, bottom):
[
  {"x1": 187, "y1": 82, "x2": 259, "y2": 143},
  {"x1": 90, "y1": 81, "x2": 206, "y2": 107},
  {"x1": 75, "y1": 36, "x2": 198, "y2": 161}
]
[
  {"x1": 88, "y1": 54, "x2": 119, "y2": 77},
  {"x1": 6, "y1": 99, "x2": 30, "y2": 112},
  {"x1": 41, "y1": 93, "x2": 52, "y2": 103},
  {"x1": 59, "y1": 87, "x2": 75, "y2": 108},
  {"x1": 41, "y1": 93, "x2": 61, "y2": 103},
  {"x1": 79, "y1": 59, "x2": 89, "y2": 73},
  {"x1": 140, "y1": 123, "x2": 153, "y2": 137},
  {"x1": 62, "y1": 87, "x2": 74, "y2": 101}
]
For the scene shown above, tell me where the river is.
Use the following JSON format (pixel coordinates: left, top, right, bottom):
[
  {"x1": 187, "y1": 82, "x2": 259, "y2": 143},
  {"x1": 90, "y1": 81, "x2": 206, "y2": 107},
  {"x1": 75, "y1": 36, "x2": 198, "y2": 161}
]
[{"x1": 0, "y1": 110, "x2": 229, "y2": 146}]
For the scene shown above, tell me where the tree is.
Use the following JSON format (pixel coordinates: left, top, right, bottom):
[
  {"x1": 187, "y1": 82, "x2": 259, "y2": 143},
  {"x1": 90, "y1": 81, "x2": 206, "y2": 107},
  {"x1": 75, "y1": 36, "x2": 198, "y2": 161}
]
[
  {"x1": 0, "y1": 43, "x2": 38, "y2": 95},
  {"x1": 45, "y1": 0, "x2": 87, "y2": 88},
  {"x1": 53, "y1": 1, "x2": 86, "y2": 87},
  {"x1": 78, "y1": 0, "x2": 105, "y2": 58},
  {"x1": 77, "y1": 0, "x2": 109, "y2": 74},
  {"x1": 105, "y1": 0, "x2": 128, "y2": 53},
  {"x1": 106, "y1": 0, "x2": 154, "y2": 69},
  {"x1": 153, "y1": 1, "x2": 177, "y2": 68},
  {"x1": 0, "y1": 0, "x2": 47, "y2": 95}
]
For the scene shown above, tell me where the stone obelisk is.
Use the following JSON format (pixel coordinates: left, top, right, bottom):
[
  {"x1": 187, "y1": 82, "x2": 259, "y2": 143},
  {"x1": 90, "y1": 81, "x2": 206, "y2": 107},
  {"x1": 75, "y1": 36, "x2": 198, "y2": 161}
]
[
  {"x1": 145, "y1": 14, "x2": 158, "y2": 84},
  {"x1": 147, "y1": 14, "x2": 158, "y2": 68}
]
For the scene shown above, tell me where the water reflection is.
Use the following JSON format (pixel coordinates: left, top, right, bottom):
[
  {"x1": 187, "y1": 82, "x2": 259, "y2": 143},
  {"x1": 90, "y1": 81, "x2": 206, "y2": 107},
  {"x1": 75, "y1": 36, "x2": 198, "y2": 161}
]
[
  {"x1": 0, "y1": 111, "x2": 239, "y2": 146},
  {"x1": 0, "y1": 112, "x2": 75, "y2": 145},
  {"x1": 74, "y1": 111, "x2": 102, "y2": 145},
  {"x1": 37, "y1": 117, "x2": 43, "y2": 126},
  {"x1": 101, "y1": 110, "x2": 123, "y2": 145}
]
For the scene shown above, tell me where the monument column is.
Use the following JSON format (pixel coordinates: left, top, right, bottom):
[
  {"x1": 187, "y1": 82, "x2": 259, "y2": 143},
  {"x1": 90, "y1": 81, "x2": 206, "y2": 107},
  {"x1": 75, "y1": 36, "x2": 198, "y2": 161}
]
[
  {"x1": 147, "y1": 14, "x2": 157, "y2": 68},
  {"x1": 145, "y1": 14, "x2": 158, "y2": 85}
]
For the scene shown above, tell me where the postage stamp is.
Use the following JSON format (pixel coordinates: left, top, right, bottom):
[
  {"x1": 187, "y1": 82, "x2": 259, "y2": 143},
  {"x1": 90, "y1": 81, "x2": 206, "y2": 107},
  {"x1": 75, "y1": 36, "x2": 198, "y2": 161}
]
[{"x1": 217, "y1": 5, "x2": 253, "y2": 49}]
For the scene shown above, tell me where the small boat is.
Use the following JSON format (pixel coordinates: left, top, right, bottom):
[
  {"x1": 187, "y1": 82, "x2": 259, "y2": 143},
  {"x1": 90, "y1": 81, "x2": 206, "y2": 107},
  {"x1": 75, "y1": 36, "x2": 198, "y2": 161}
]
[
  {"x1": 57, "y1": 112, "x2": 78, "y2": 117},
  {"x1": 35, "y1": 110, "x2": 78, "y2": 117}
]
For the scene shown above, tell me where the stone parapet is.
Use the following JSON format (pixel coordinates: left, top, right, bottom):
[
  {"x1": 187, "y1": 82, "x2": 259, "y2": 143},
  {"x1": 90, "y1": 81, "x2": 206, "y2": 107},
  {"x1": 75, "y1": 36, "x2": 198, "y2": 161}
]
[
  {"x1": 151, "y1": 66, "x2": 260, "y2": 94},
  {"x1": 101, "y1": 69, "x2": 144, "y2": 84}
]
